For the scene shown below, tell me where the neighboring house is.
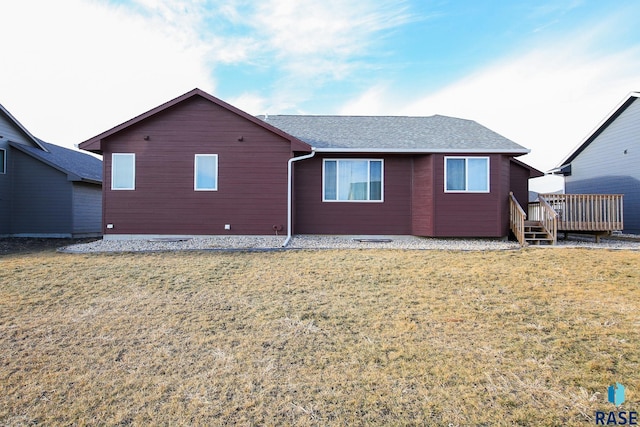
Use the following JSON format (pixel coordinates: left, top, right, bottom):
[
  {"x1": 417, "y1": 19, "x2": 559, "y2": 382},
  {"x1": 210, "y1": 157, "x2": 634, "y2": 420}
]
[
  {"x1": 0, "y1": 103, "x2": 103, "y2": 238},
  {"x1": 79, "y1": 88, "x2": 541, "y2": 241},
  {"x1": 552, "y1": 92, "x2": 640, "y2": 234}
]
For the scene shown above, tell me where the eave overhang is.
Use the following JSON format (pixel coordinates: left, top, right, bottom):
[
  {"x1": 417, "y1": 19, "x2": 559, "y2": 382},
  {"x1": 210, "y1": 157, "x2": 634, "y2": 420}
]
[
  {"x1": 0, "y1": 103, "x2": 49, "y2": 152},
  {"x1": 311, "y1": 147, "x2": 530, "y2": 154},
  {"x1": 553, "y1": 91, "x2": 640, "y2": 170},
  {"x1": 78, "y1": 88, "x2": 312, "y2": 155}
]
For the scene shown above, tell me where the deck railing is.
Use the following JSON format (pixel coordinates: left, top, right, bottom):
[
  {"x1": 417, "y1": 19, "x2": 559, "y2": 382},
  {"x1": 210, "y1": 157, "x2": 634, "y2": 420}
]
[
  {"x1": 532, "y1": 194, "x2": 624, "y2": 232},
  {"x1": 537, "y1": 197, "x2": 558, "y2": 244},
  {"x1": 509, "y1": 192, "x2": 527, "y2": 246}
]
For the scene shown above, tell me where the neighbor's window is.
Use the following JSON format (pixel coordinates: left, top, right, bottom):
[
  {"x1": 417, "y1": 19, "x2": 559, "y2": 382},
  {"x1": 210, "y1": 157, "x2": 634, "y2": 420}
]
[
  {"x1": 0, "y1": 149, "x2": 5, "y2": 174},
  {"x1": 323, "y1": 159, "x2": 383, "y2": 201},
  {"x1": 194, "y1": 154, "x2": 218, "y2": 191},
  {"x1": 111, "y1": 153, "x2": 135, "y2": 190},
  {"x1": 445, "y1": 157, "x2": 489, "y2": 192}
]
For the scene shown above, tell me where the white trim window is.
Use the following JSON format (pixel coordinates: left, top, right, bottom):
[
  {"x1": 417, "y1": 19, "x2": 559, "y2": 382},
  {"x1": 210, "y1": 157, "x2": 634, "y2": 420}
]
[
  {"x1": 111, "y1": 153, "x2": 135, "y2": 190},
  {"x1": 0, "y1": 148, "x2": 5, "y2": 174},
  {"x1": 194, "y1": 154, "x2": 218, "y2": 191},
  {"x1": 445, "y1": 156, "x2": 490, "y2": 192},
  {"x1": 323, "y1": 159, "x2": 383, "y2": 202}
]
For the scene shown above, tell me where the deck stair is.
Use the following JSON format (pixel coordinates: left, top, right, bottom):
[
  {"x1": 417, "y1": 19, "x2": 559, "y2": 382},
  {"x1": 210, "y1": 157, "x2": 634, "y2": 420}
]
[{"x1": 524, "y1": 220, "x2": 554, "y2": 245}]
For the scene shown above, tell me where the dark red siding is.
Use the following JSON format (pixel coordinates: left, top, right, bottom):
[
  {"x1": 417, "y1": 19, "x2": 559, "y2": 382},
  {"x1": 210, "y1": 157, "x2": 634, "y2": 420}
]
[
  {"x1": 431, "y1": 154, "x2": 511, "y2": 237},
  {"x1": 411, "y1": 155, "x2": 434, "y2": 236},
  {"x1": 102, "y1": 96, "x2": 294, "y2": 235},
  {"x1": 293, "y1": 155, "x2": 412, "y2": 234},
  {"x1": 510, "y1": 160, "x2": 532, "y2": 208},
  {"x1": 294, "y1": 153, "x2": 518, "y2": 238}
]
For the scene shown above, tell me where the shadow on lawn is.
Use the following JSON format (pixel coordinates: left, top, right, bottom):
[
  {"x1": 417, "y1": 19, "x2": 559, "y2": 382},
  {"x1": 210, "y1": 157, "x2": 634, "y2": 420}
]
[{"x1": 0, "y1": 238, "x2": 99, "y2": 255}]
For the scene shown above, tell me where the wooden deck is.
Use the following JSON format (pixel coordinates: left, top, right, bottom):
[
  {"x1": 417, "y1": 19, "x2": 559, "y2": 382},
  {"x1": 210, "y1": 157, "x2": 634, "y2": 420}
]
[{"x1": 510, "y1": 193, "x2": 623, "y2": 246}]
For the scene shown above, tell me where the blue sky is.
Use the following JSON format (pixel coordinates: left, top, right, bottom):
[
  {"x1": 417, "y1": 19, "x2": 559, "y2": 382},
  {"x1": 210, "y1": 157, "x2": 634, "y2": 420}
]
[{"x1": 2, "y1": 0, "x2": 640, "y2": 191}]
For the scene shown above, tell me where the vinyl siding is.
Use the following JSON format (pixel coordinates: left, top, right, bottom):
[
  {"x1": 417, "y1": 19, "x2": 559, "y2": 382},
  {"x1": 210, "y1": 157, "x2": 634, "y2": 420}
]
[
  {"x1": 432, "y1": 154, "x2": 510, "y2": 237},
  {"x1": 509, "y1": 160, "x2": 532, "y2": 208},
  {"x1": 295, "y1": 153, "x2": 516, "y2": 237},
  {"x1": 293, "y1": 154, "x2": 412, "y2": 235},
  {"x1": 411, "y1": 155, "x2": 434, "y2": 236},
  {"x1": 102, "y1": 96, "x2": 293, "y2": 235},
  {"x1": 11, "y1": 150, "x2": 72, "y2": 235},
  {"x1": 0, "y1": 112, "x2": 40, "y2": 148},
  {"x1": 565, "y1": 98, "x2": 640, "y2": 233},
  {"x1": 0, "y1": 112, "x2": 34, "y2": 235},
  {"x1": 0, "y1": 142, "x2": 10, "y2": 235},
  {"x1": 72, "y1": 182, "x2": 102, "y2": 236}
]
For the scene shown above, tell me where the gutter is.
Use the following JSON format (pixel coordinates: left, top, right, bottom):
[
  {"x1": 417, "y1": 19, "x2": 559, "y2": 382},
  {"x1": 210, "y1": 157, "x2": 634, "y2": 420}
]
[
  {"x1": 283, "y1": 150, "x2": 316, "y2": 247},
  {"x1": 311, "y1": 147, "x2": 530, "y2": 154}
]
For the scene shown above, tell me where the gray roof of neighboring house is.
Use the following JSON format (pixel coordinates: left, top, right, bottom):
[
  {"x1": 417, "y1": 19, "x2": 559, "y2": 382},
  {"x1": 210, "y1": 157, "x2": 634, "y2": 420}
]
[
  {"x1": 259, "y1": 114, "x2": 529, "y2": 153},
  {"x1": 9, "y1": 140, "x2": 102, "y2": 184}
]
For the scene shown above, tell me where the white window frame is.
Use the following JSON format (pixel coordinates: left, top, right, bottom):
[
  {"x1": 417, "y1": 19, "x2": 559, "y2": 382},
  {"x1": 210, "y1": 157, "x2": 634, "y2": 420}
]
[
  {"x1": 0, "y1": 149, "x2": 5, "y2": 174},
  {"x1": 194, "y1": 154, "x2": 218, "y2": 191},
  {"x1": 322, "y1": 159, "x2": 384, "y2": 202},
  {"x1": 444, "y1": 156, "x2": 490, "y2": 193},
  {"x1": 111, "y1": 153, "x2": 136, "y2": 190}
]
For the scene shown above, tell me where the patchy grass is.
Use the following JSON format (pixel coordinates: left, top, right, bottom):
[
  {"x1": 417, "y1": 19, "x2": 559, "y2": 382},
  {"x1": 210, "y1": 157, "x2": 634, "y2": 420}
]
[{"x1": 1, "y1": 248, "x2": 639, "y2": 426}]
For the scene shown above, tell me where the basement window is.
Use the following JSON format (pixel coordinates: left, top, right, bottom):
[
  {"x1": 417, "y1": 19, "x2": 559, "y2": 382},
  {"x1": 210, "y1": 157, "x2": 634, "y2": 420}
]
[
  {"x1": 445, "y1": 157, "x2": 489, "y2": 192},
  {"x1": 112, "y1": 153, "x2": 135, "y2": 190},
  {"x1": 194, "y1": 154, "x2": 218, "y2": 191},
  {"x1": 0, "y1": 149, "x2": 5, "y2": 174},
  {"x1": 323, "y1": 159, "x2": 383, "y2": 201}
]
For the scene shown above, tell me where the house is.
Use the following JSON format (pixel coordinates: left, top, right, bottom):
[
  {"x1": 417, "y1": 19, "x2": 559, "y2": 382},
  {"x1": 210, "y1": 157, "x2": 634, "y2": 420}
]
[
  {"x1": 0, "y1": 103, "x2": 103, "y2": 238},
  {"x1": 79, "y1": 88, "x2": 542, "y2": 241},
  {"x1": 552, "y1": 92, "x2": 640, "y2": 234}
]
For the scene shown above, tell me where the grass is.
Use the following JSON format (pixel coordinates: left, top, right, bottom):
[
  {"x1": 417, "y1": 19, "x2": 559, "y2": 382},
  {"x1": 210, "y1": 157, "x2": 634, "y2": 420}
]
[{"x1": 1, "y1": 247, "x2": 639, "y2": 426}]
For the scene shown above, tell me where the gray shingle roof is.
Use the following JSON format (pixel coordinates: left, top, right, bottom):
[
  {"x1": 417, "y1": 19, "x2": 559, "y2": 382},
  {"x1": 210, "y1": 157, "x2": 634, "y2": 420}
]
[
  {"x1": 10, "y1": 140, "x2": 102, "y2": 183},
  {"x1": 259, "y1": 115, "x2": 528, "y2": 153}
]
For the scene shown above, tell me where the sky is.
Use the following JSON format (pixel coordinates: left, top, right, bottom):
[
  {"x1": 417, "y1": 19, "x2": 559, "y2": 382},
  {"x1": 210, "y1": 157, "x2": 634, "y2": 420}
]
[{"x1": 2, "y1": 0, "x2": 640, "y2": 192}]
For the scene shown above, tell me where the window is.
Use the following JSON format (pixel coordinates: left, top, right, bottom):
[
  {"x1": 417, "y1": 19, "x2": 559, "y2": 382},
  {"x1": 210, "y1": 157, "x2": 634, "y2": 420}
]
[
  {"x1": 323, "y1": 159, "x2": 383, "y2": 201},
  {"x1": 445, "y1": 157, "x2": 489, "y2": 192},
  {"x1": 111, "y1": 153, "x2": 135, "y2": 190},
  {"x1": 194, "y1": 154, "x2": 218, "y2": 191},
  {"x1": 0, "y1": 149, "x2": 5, "y2": 174}
]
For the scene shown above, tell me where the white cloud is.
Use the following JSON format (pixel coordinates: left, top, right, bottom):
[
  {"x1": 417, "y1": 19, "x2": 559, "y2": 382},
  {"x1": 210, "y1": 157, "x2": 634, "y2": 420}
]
[
  {"x1": 341, "y1": 12, "x2": 640, "y2": 183},
  {"x1": 338, "y1": 84, "x2": 394, "y2": 116},
  {"x1": 226, "y1": 92, "x2": 269, "y2": 115},
  {"x1": 253, "y1": 0, "x2": 411, "y2": 59},
  {"x1": 0, "y1": 0, "x2": 215, "y2": 148},
  {"x1": 247, "y1": 0, "x2": 415, "y2": 102},
  {"x1": 0, "y1": 0, "x2": 415, "y2": 148},
  {"x1": 399, "y1": 48, "x2": 640, "y2": 173}
]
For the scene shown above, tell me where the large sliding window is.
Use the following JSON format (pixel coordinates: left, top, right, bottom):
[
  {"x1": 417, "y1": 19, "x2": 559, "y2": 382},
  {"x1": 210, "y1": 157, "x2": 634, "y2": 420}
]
[
  {"x1": 0, "y1": 149, "x2": 5, "y2": 174},
  {"x1": 111, "y1": 153, "x2": 135, "y2": 190},
  {"x1": 194, "y1": 154, "x2": 218, "y2": 191},
  {"x1": 445, "y1": 157, "x2": 489, "y2": 192},
  {"x1": 323, "y1": 159, "x2": 383, "y2": 202}
]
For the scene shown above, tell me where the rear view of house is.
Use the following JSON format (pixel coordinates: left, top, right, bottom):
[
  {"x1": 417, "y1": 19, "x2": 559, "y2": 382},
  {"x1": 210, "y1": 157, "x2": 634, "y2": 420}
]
[
  {"x1": 79, "y1": 89, "x2": 540, "y2": 240},
  {"x1": 0, "y1": 103, "x2": 102, "y2": 238}
]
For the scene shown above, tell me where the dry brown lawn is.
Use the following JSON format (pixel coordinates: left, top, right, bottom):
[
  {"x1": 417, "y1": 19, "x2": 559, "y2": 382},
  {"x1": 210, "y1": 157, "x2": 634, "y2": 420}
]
[{"x1": 1, "y1": 246, "x2": 639, "y2": 426}]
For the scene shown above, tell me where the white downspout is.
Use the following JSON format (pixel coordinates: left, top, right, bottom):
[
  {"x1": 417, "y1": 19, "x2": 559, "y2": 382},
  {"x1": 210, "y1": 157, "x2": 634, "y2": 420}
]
[{"x1": 283, "y1": 150, "x2": 316, "y2": 247}]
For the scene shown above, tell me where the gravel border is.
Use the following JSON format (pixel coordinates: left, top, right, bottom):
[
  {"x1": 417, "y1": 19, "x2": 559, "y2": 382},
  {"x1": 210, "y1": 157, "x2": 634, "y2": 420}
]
[{"x1": 58, "y1": 234, "x2": 640, "y2": 253}]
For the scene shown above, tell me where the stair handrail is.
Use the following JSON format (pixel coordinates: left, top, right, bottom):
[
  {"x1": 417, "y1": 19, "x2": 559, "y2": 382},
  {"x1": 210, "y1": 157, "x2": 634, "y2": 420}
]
[
  {"x1": 537, "y1": 196, "x2": 558, "y2": 244},
  {"x1": 509, "y1": 192, "x2": 527, "y2": 246}
]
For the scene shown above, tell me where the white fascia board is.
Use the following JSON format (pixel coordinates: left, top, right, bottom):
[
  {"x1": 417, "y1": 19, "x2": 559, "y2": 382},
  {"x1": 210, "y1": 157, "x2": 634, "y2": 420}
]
[
  {"x1": 0, "y1": 104, "x2": 48, "y2": 152},
  {"x1": 554, "y1": 91, "x2": 640, "y2": 169},
  {"x1": 312, "y1": 147, "x2": 530, "y2": 154}
]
